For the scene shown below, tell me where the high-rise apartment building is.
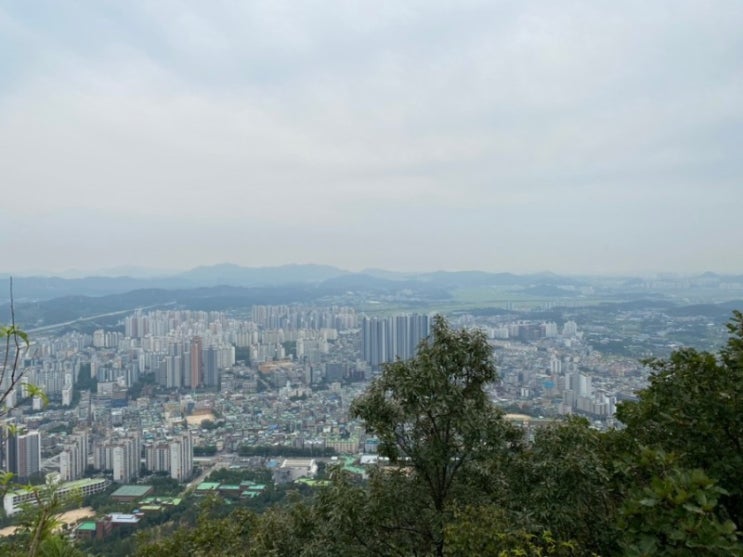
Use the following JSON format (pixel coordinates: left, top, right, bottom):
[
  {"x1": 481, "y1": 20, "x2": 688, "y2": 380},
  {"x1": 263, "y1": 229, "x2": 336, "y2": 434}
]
[
  {"x1": 59, "y1": 432, "x2": 89, "y2": 481},
  {"x1": 144, "y1": 443, "x2": 171, "y2": 473},
  {"x1": 190, "y1": 337, "x2": 203, "y2": 388},
  {"x1": 95, "y1": 434, "x2": 141, "y2": 482},
  {"x1": 203, "y1": 346, "x2": 219, "y2": 387},
  {"x1": 361, "y1": 314, "x2": 431, "y2": 370},
  {"x1": 165, "y1": 355, "x2": 182, "y2": 389},
  {"x1": 5, "y1": 429, "x2": 41, "y2": 480},
  {"x1": 169, "y1": 432, "x2": 193, "y2": 482}
]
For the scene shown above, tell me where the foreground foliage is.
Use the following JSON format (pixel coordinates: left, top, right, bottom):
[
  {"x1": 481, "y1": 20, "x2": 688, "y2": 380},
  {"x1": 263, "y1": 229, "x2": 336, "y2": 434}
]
[
  {"x1": 350, "y1": 315, "x2": 521, "y2": 555},
  {"x1": 617, "y1": 312, "x2": 743, "y2": 528}
]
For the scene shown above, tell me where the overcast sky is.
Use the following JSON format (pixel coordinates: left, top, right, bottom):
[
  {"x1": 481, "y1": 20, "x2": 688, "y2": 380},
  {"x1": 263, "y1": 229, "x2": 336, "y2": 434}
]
[{"x1": 1, "y1": 1, "x2": 741, "y2": 276}]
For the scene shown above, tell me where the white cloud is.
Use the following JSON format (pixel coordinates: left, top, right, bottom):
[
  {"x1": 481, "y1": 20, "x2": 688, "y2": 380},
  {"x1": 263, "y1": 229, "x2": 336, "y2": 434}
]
[{"x1": 0, "y1": 1, "x2": 741, "y2": 273}]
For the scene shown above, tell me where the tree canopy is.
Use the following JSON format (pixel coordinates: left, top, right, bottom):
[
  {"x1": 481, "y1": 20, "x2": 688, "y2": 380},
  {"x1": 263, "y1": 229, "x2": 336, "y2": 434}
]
[
  {"x1": 349, "y1": 315, "x2": 520, "y2": 555},
  {"x1": 617, "y1": 310, "x2": 743, "y2": 529}
]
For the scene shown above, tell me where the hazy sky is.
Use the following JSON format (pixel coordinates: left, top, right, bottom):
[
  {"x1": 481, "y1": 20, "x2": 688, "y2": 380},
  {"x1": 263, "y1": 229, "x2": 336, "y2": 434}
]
[{"x1": 1, "y1": 1, "x2": 741, "y2": 276}]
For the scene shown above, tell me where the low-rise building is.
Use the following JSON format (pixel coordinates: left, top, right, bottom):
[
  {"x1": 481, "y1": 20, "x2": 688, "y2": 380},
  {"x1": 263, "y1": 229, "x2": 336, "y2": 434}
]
[
  {"x1": 273, "y1": 458, "x2": 317, "y2": 484},
  {"x1": 3, "y1": 478, "x2": 109, "y2": 516}
]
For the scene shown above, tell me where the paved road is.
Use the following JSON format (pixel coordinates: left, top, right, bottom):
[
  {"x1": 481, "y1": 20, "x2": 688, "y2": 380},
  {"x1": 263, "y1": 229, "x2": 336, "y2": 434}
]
[
  {"x1": 26, "y1": 302, "x2": 175, "y2": 333},
  {"x1": 181, "y1": 454, "x2": 235, "y2": 496}
]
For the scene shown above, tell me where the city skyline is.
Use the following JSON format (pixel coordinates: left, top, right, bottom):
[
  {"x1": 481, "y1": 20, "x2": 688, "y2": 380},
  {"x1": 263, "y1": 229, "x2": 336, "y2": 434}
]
[{"x1": 1, "y1": 2, "x2": 742, "y2": 275}]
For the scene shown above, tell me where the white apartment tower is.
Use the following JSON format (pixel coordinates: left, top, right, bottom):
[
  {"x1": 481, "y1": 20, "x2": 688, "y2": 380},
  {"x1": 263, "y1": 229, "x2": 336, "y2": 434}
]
[
  {"x1": 145, "y1": 443, "x2": 171, "y2": 474},
  {"x1": 96, "y1": 434, "x2": 140, "y2": 482},
  {"x1": 169, "y1": 432, "x2": 193, "y2": 482},
  {"x1": 59, "y1": 432, "x2": 89, "y2": 481}
]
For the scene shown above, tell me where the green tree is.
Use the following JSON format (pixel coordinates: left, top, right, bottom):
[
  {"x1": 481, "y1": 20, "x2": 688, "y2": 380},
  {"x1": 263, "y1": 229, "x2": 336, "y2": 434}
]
[
  {"x1": 37, "y1": 535, "x2": 86, "y2": 557},
  {"x1": 0, "y1": 278, "x2": 31, "y2": 413},
  {"x1": 445, "y1": 506, "x2": 580, "y2": 557},
  {"x1": 307, "y1": 465, "x2": 437, "y2": 556},
  {"x1": 502, "y1": 417, "x2": 620, "y2": 554},
  {"x1": 619, "y1": 449, "x2": 741, "y2": 556},
  {"x1": 350, "y1": 315, "x2": 520, "y2": 556},
  {"x1": 136, "y1": 502, "x2": 257, "y2": 557},
  {"x1": 617, "y1": 311, "x2": 743, "y2": 527},
  {"x1": 1, "y1": 477, "x2": 83, "y2": 557},
  {"x1": 200, "y1": 419, "x2": 217, "y2": 431}
]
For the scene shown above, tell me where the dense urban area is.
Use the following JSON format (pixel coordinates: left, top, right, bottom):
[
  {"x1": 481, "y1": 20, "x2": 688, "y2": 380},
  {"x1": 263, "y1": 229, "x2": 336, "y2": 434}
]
[{"x1": 1, "y1": 268, "x2": 742, "y2": 555}]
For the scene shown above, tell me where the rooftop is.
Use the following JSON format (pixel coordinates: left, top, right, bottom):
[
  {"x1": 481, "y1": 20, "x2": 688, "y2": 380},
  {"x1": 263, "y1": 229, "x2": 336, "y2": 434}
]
[
  {"x1": 7, "y1": 477, "x2": 107, "y2": 497},
  {"x1": 111, "y1": 485, "x2": 153, "y2": 499},
  {"x1": 141, "y1": 496, "x2": 182, "y2": 505},
  {"x1": 63, "y1": 478, "x2": 108, "y2": 490},
  {"x1": 196, "y1": 482, "x2": 220, "y2": 491},
  {"x1": 108, "y1": 513, "x2": 140, "y2": 524}
]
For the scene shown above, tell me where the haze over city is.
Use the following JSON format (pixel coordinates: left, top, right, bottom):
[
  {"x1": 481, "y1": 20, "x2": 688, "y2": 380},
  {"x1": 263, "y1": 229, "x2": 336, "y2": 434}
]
[{"x1": 1, "y1": 1, "x2": 742, "y2": 276}]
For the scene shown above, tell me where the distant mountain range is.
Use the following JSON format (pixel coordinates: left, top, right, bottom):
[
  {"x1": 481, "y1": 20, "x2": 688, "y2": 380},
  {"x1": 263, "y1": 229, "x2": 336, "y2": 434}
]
[
  {"x1": 2, "y1": 263, "x2": 743, "y2": 302},
  {"x1": 0, "y1": 264, "x2": 348, "y2": 301},
  {"x1": 0, "y1": 264, "x2": 592, "y2": 301}
]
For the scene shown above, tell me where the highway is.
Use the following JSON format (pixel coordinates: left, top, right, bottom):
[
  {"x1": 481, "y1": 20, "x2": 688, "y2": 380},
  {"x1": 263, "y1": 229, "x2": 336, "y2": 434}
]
[{"x1": 26, "y1": 302, "x2": 176, "y2": 334}]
